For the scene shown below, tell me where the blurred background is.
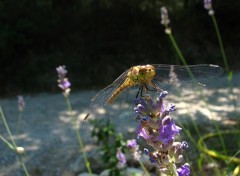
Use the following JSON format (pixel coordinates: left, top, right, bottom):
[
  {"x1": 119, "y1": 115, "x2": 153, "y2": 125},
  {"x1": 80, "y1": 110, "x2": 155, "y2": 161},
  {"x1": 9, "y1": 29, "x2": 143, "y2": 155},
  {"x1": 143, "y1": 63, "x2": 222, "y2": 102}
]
[{"x1": 0, "y1": 0, "x2": 239, "y2": 96}]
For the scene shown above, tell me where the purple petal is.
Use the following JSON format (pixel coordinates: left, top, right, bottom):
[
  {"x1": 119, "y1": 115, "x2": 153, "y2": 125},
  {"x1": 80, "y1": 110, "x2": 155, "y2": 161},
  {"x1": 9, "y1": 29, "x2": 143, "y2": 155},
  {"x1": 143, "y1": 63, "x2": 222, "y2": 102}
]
[
  {"x1": 136, "y1": 124, "x2": 150, "y2": 140},
  {"x1": 177, "y1": 163, "x2": 190, "y2": 176},
  {"x1": 157, "y1": 118, "x2": 182, "y2": 144}
]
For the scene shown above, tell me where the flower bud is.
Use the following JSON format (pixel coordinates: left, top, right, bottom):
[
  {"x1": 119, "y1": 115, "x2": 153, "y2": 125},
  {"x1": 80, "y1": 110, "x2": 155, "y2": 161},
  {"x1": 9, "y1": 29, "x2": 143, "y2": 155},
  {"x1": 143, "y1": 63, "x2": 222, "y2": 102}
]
[{"x1": 16, "y1": 147, "x2": 25, "y2": 154}]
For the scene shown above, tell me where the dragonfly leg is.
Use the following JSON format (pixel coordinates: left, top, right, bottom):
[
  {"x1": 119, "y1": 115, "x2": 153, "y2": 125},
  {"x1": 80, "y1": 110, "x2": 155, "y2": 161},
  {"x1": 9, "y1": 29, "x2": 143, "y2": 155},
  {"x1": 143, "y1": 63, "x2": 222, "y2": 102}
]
[
  {"x1": 140, "y1": 84, "x2": 148, "y2": 97},
  {"x1": 136, "y1": 85, "x2": 143, "y2": 98},
  {"x1": 144, "y1": 82, "x2": 162, "y2": 92}
]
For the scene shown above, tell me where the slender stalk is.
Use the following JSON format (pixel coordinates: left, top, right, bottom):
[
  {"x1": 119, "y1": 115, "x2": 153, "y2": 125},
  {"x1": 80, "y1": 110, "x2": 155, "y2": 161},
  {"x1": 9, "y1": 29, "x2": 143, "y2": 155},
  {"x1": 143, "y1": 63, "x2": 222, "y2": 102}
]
[
  {"x1": 0, "y1": 134, "x2": 14, "y2": 150},
  {"x1": 198, "y1": 131, "x2": 240, "y2": 164},
  {"x1": 167, "y1": 31, "x2": 195, "y2": 80},
  {"x1": 168, "y1": 163, "x2": 178, "y2": 176},
  {"x1": 211, "y1": 15, "x2": 229, "y2": 73},
  {"x1": 210, "y1": 15, "x2": 238, "y2": 113},
  {"x1": 166, "y1": 29, "x2": 227, "y2": 155},
  {"x1": 64, "y1": 96, "x2": 93, "y2": 175},
  {"x1": 0, "y1": 106, "x2": 30, "y2": 176},
  {"x1": 138, "y1": 160, "x2": 150, "y2": 176}
]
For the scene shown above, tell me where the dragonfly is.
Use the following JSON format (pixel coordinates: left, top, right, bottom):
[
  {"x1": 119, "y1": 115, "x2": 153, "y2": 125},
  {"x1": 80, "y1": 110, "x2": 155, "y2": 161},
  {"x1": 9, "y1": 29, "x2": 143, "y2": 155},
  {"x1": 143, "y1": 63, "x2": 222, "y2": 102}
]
[{"x1": 85, "y1": 64, "x2": 223, "y2": 119}]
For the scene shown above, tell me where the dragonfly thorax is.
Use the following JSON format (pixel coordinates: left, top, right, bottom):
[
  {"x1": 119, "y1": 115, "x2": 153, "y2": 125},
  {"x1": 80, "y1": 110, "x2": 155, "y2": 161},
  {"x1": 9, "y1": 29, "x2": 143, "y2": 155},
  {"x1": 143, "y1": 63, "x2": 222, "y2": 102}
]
[{"x1": 129, "y1": 65, "x2": 156, "y2": 84}]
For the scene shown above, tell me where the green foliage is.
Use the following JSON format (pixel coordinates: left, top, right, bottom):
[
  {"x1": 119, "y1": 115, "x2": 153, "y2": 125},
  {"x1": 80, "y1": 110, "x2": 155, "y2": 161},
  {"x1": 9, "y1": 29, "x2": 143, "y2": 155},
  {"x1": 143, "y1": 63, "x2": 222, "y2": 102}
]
[{"x1": 91, "y1": 118, "x2": 126, "y2": 175}]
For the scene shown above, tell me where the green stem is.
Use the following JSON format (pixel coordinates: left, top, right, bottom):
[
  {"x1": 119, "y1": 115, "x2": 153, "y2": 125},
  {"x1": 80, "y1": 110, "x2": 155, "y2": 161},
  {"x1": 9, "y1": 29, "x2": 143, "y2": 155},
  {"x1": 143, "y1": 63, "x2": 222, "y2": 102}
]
[
  {"x1": 167, "y1": 31, "x2": 195, "y2": 80},
  {"x1": 18, "y1": 156, "x2": 30, "y2": 176},
  {"x1": 168, "y1": 163, "x2": 178, "y2": 176},
  {"x1": 65, "y1": 96, "x2": 93, "y2": 175},
  {"x1": 138, "y1": 159, "x2": 151, "y2": 176},
  {"x1": 166, "y1": 29, "x2": 227, "y2": 155},
  {"x1": 198, "y1": 131, "x2": 240, "y2": 164},
  {"x1": 211, "y1": 14, "x2": 238, "y2": 113},
  {"x1": 211, "y1": 15, "x2": 229, "y2": 73},
  {"x1": 0, "y1": 106, "x2": 30, "y2": 176},
  {"x1": 0, "y1": 106, "x2": 17, "y2": 147},
  {"x1": 0, "y1": 134, "x2": 14, "y2": 150}
]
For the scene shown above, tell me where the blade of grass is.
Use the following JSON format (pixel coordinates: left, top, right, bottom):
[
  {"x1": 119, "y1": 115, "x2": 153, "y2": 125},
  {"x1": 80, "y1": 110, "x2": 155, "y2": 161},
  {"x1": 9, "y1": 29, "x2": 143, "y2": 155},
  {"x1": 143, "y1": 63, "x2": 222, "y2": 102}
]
[{"x1": 0, "y1": 106, "x2": 30, "y2": 176}]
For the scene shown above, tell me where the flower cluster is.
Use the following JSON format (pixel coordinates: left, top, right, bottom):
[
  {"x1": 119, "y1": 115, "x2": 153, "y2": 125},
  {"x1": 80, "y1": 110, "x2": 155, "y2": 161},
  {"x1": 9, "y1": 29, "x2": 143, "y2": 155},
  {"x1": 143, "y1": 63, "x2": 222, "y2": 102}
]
[
  {"x1": 134, "y1": 91, "x2": 190, "y2": 176},
  {"x1": 160, "y1": 7, "x2": 170, "y2": 26},
  {"x1": 56, "y1": 65, "x2": 71, "y2": 96},
  {"x1": 116, "y1": 147, "x2": 126, "y2": 169},
  {"x1": 160, "y1": 7, "x2": 172, "y2": 34},
  {"x1": 126, "y1": 139, "x2": 142, "y2": 161},
  {"x1": 203, "y1": 0, "x2": 214, "y2": 16}
]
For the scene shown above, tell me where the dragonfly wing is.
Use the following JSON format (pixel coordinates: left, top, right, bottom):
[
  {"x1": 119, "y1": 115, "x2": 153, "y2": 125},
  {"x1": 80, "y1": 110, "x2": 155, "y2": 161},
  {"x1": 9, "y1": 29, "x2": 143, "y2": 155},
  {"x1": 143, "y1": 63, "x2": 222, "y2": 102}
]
[
  {"x1": 88, "y1": 69, "x2": 139, "y2": 119},
  {"x1": 91, "y1": 68, "x2": 130, "y2": 106},
  {"x1": 152, "y1": 64, "x2": 224, "y2": 91}
]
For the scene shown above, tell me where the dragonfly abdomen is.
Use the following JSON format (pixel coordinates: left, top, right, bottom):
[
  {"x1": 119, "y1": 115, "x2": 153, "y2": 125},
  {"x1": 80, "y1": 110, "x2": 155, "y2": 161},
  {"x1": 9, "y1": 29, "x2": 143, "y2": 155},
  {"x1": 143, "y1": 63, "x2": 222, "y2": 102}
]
[{"x1": 107, "y1": 78, "x2": 134, "y2": 104}]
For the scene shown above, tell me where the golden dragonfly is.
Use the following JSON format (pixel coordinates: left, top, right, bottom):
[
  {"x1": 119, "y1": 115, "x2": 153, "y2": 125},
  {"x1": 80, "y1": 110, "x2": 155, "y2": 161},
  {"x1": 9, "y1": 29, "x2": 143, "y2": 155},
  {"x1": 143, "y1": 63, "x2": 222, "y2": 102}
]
[{"x1": 85, "y1": 64, "x2": 223, "y2": 119}]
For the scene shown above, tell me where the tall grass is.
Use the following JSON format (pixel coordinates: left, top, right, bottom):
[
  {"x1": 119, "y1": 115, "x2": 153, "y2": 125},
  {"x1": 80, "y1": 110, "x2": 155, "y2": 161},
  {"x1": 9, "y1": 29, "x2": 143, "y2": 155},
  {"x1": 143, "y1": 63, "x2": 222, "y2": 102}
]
[
  {"x1": 0, "y1": 106, "x2": 30, "y2": 176},
  {"x1": 160, "y1": 3, "x2": 239, "y2": 176}
]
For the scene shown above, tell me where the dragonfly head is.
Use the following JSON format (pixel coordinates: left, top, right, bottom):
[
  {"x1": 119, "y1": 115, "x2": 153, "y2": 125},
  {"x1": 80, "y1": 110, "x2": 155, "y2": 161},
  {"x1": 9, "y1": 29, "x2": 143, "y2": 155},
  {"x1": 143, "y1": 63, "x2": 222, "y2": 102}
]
[{"x1": 138, "y1": 64, "x2": 155, "y2": 81}]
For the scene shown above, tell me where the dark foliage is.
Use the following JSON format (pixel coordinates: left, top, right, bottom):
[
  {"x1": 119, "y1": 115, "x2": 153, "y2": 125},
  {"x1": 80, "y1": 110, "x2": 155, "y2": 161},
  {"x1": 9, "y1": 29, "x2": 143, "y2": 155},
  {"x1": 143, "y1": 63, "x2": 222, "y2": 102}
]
[{"x1": 0, "y1": 0, "x2": 239, "y2": 96}]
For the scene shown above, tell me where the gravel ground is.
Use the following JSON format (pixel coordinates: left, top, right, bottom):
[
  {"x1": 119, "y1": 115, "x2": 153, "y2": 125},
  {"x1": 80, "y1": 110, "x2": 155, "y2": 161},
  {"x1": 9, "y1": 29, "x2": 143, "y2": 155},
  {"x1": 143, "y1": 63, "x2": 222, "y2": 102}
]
[{"x1": 0, "y1": 73, "x2": 239, "y2": 176}]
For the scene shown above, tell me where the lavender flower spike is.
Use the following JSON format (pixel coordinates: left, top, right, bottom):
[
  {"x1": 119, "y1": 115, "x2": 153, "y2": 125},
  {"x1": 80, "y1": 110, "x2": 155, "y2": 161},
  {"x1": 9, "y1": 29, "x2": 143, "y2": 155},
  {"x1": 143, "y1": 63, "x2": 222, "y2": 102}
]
[
  {"x1": 134, "y1": 92, "x2": 190, "y2": 175},
  {"x1": 116, "y1": 147, "x2": 126, "y2": 168},
  {"x1": 160, "y1": 7, "x2": 172, "y2": 34},
  {"x1": 56, "y1": 65, "x2": 71, "y2": 96},
  {"x1": 204, "y1": 0, "x2": 214, "y2": 15},
  {"x1": 160, "y1": 7, "x2": 170, "y2": 26},
  {"x1": 126, "y1": 139, "x2": 142, "y2": 160}
]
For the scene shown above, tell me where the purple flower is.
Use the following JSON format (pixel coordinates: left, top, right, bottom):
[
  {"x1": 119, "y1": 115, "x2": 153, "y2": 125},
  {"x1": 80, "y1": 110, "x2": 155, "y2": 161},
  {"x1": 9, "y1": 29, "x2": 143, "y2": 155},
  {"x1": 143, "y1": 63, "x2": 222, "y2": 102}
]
[
  {"x1": 136, "y1": 124, "x2": 150, "y2": 140},
  {"x1": 203, "y1": 0, "x2": 214, "y2": 15},
  {"x1": 204, "y1": 0, "x2": 212, "y2": 10},
  {"x1": 180, "y1": 141, "x2": 189, "y2": 149},
  {"x1": 134, "y1": 103, "x2": 147, "y2": 116},
  {"x1": 126, "y1": 139, "x2": 142, "y2": 160},
  {"x1": 157, "y1": 117, "x2": 182, "y2": 145},
  {"x1": 133, "y1": 92, "x2": 189, "y2": 174},
  {"x1": 134, "y1": 92, "x2": 167, "y2": 119},
  {"x1": 58, "y1": 79, "x2": 71, "y2": 90},
  {"x1": 56, "y1": 65, "x2": 71, "y2": 96},
  {"x1": 127, "y1": 139, "x2": 137, "y2": 148},
  {"x1": 177, "y1": 163, "x2": 190, "y2": 176},
  {"x1": 116, "y1": 147, "x2": 126, "y2": 168},
  {"x1": 159, "y1": 91, "x2": 168, "y2": 99},
  {"x1": 167, "y1": 105, "x2": 176, "y2": 113},
  {"x1": 56, "y1": 65, "x2": 67, "y2": 80},
  {"x1": 149, "y1": 156, "x2": 157, "y2": 164}
]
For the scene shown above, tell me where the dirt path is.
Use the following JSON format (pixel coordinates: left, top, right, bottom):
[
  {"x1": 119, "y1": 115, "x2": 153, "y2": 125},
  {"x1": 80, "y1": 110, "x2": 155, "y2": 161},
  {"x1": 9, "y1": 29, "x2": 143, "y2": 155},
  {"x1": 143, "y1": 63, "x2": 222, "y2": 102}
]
[{"x1": 0, "y1": 73, "x2": 239, "y2": 176}]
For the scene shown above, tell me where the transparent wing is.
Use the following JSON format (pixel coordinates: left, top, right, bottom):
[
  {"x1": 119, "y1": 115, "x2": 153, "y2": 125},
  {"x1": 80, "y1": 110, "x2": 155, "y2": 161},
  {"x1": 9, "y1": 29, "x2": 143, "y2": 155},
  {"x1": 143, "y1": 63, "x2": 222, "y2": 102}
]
[
  {"x1": 152, "y1": 64, "x2": 224, "y2": 90},
  {"x1": 87, "y1": 68, "x2": 139, "y2": 119},
  {"x1": 91, "y1": 68, "x2": 130, "y2": 106},
  {"x1": 86, "y1": 64, "x2": 224, "y2": 119}
]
